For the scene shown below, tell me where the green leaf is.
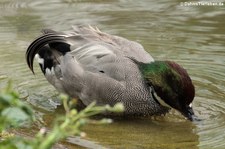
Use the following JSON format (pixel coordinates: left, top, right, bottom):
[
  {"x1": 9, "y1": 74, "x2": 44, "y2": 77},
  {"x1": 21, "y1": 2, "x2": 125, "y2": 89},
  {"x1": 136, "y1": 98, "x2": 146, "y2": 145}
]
[
  {"x1": 0, "y1": 94, "x2": 13, "y2": 108},
  {"x1": 1, "y1": 107, "x2": 32, "y2": 127}
]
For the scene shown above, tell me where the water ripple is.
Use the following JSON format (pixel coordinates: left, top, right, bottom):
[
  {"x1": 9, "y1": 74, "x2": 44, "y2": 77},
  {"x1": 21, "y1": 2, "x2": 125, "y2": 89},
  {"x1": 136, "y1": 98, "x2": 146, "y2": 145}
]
[
  {"x1": 0, "y1": 0, "x2": 31, "y2": 16},
  {"x1": 195, "y1": 97, "x2": 225, "y2": 148}
]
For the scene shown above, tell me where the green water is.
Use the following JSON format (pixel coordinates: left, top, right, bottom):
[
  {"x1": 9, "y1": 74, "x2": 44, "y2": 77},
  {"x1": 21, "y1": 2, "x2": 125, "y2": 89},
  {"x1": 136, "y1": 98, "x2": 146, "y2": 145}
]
[{"x1": 0, "y1": 0, "x2": 225, "y2": 148}]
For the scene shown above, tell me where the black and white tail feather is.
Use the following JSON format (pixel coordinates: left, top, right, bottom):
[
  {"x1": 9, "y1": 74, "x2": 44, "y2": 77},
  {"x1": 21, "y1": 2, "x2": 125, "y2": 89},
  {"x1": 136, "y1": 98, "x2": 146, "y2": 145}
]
[{"x1": 26, "y1": 30, "x2": 70, "y2": 74}]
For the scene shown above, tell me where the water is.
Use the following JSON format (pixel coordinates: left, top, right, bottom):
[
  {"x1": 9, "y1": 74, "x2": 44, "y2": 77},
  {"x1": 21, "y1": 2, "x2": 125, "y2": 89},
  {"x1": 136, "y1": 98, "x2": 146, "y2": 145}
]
[{"x1": 0, "y1": 0, "x2": 225, "y2": 148}]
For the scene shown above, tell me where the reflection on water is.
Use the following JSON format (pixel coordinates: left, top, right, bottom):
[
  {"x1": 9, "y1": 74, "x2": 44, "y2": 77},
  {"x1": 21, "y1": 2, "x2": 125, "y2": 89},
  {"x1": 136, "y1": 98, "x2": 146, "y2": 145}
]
[
  {"x1": 82, "y1": 118, "x2": 199, "y2": 149},
  {"x1": 0, "y1": 0, "x2": 225, "y2": 148}
]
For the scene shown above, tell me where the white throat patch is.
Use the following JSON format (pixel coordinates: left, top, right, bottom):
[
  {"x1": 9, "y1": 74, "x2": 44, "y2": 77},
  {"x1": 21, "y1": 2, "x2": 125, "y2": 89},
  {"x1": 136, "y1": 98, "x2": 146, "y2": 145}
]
[{"x1": 151, "y1": 88, "x2": 172, "y2": 108}]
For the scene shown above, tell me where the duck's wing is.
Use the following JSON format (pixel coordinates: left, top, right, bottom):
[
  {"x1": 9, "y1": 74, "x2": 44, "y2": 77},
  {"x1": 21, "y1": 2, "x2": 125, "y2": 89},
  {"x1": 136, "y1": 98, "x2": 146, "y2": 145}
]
[{"x1": 43, "y1": 25, "x2": 154, "y2": 64}]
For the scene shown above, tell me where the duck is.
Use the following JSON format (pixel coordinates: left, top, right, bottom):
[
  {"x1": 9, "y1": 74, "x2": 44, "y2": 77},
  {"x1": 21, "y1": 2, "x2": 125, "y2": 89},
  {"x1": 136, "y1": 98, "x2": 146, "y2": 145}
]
[{"x1": 26, "y1": 25, "x2": 195, "y2": 120}]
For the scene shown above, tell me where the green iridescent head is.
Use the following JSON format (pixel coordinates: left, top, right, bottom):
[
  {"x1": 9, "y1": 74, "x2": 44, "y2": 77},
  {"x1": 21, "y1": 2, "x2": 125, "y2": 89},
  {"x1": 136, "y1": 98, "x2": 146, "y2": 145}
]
[{"x1": 139, "y1": 61, "x2": 195, "y2": 120}]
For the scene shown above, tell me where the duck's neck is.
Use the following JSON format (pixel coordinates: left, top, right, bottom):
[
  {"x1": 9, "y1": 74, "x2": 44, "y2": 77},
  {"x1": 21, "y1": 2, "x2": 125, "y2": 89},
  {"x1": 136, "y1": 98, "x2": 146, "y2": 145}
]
[{"x1": 138, "y1": 61, "x2": 172, "y2": 87}]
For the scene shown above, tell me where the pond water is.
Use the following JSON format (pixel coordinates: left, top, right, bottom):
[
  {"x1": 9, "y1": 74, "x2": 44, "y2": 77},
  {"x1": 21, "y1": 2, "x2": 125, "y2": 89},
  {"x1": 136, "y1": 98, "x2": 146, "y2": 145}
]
[{"x1": 0, "y1": 0, "x2": 225, "y2": 148}]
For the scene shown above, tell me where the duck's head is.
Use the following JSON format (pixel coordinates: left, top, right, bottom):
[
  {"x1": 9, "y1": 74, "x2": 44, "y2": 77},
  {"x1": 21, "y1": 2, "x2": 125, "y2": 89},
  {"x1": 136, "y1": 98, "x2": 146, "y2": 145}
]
[{"x1": 139, "y1": 61, "x2": 195, "y2": 121}]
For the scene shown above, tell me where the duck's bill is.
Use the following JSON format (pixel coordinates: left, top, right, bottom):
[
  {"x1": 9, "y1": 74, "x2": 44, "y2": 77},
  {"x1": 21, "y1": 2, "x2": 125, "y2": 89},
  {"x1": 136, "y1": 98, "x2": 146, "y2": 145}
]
[{"x1": 181, "y1": 105, "x2": 200, "y2": 121}]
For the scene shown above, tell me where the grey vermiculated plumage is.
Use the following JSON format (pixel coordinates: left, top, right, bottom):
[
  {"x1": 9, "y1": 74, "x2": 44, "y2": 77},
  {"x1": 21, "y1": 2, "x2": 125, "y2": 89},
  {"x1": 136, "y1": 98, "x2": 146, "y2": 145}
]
[{"x1": 26, "y1": 26, "x2": 171, "y2": 116}]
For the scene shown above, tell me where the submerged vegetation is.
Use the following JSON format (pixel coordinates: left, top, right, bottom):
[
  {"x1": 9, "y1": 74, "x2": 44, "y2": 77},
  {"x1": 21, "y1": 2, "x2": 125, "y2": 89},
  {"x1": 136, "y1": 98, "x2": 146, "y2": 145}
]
[{"x1": 0, "y1": 82, "x2": 124, "y2": 149}]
